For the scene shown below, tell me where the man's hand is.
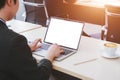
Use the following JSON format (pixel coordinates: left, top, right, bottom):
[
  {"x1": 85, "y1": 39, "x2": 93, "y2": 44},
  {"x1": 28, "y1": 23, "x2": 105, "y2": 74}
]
[
  {"x1": 45, "y1": 44, "x2": 63, "y2": 62},
  {"x1": 29, "y1": 39, "x2": 42, "y2": 51}
]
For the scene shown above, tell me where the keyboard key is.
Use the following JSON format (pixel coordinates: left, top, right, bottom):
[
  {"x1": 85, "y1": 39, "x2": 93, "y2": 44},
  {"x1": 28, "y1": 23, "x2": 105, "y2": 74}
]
[
  {"x1": 41, "y1": 43, "x2": 50, "y2": 50},
  {"x1": 63, "y1": 48, "x2": 73, "y2": 55}
]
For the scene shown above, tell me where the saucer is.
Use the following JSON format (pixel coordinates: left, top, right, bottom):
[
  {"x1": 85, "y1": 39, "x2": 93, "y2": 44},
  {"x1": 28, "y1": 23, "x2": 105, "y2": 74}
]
[{"x1": 101, "y1": 52, "x2": 120, "y2": 59}]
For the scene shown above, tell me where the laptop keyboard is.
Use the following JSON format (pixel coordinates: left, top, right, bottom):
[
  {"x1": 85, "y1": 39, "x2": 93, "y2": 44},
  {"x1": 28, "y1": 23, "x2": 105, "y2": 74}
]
[
  {"x1": 34, "y1": 43, "x2": 74, "y2": 61},
  {"x1": 41, "y1": 43, "x2": 73, "y2": 55},
  {"x1": 63, "y1": 48, "x2": 73, "y2": 55},
  {"x1": 41, "y1": 43, "x2": 50, "y2": 50}
]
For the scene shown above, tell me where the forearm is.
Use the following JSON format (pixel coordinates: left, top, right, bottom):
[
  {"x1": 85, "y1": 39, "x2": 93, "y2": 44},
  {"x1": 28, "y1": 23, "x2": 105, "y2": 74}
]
[{"x1": 38, "y1": 59, "x2": 52, "y2": 80}]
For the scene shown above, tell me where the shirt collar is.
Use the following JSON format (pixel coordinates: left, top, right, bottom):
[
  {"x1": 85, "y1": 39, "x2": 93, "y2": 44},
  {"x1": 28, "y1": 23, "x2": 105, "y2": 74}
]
[{"x1": 0, "y1": 18, "x2": 6, "y2": 24}]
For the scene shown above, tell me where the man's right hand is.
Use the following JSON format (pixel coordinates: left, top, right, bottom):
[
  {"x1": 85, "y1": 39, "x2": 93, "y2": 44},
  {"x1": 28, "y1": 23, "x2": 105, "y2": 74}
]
[{"x1": 45, "y1": 44, "x2": 63, "y2": 62}]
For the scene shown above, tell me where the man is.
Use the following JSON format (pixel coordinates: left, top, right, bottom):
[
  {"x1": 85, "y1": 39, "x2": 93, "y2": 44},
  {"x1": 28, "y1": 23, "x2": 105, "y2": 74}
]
[{"x1": 0, "y1": 0, "x2": 63, "y2": 80}]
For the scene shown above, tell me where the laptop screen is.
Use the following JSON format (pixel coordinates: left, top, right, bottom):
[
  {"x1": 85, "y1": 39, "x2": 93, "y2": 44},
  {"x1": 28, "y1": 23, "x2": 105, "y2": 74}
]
[{"x1": 44, "y1": 17, "x2": 84, "y2": 50}]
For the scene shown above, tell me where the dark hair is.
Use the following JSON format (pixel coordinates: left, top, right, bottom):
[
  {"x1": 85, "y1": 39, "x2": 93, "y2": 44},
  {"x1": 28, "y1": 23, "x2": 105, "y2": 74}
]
[{"x1": 0, "y1": 0, "x2": 17, "y2": 9}]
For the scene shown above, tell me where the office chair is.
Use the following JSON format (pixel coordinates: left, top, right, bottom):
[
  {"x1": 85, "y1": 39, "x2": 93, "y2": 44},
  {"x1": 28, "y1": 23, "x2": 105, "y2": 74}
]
[
  {"x1": 103, "y1": 3, "x2": 120, "y2": 43},
  {"x1": 22, "y1": 0, "x2": 49, "y2": 26}
]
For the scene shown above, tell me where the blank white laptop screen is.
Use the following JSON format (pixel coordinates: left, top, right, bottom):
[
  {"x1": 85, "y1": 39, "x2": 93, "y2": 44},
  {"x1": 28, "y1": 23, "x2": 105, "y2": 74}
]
[{"x1": 44, "y1": 18, "x2": 84, "y2": 49}]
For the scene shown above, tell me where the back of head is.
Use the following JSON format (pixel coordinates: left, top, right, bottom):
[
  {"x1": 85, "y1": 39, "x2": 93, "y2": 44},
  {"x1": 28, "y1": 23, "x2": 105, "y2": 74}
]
[
  {"x1": 0, "y1": 0, "x2": 7, "y2": 9},
  {"x1": 0, "y1": 0, "x2": 17, "y2": 9}
]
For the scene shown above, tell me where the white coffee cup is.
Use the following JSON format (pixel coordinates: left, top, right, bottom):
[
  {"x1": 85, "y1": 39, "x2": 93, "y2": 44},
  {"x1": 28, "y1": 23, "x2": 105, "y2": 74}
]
[{"x1": 104, "y1": 43, "x2": 118, "y2": 56}]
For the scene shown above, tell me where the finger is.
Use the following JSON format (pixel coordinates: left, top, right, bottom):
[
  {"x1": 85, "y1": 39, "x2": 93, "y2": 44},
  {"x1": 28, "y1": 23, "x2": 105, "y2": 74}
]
[
  {"x1": 39, "y1": 39, "x2": 42, "y2": 43},
  {"x1": 35, "y1": 39, "x2": 42, "y2": 43},
  {"x1": 34, "y1": 39, "x2": 42, "y2": 46},
  {"x1": 60, "y1": 49, "x2": 64, "y2": 53},
  {"x1": 59, "y1": 47, "x2": 63, "y2": 50},
  {"x1": 36, "y1": 45, "x2": 42, "y2": 49},
  {"x1": 53, "y1": 43, "x2": 58, "y2": 45}
]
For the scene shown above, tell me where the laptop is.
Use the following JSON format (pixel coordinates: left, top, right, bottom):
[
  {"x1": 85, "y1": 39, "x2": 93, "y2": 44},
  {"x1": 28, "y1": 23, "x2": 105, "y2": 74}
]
[{"x1": 33, "y1": 17, "x2": 84, "y2": 61}]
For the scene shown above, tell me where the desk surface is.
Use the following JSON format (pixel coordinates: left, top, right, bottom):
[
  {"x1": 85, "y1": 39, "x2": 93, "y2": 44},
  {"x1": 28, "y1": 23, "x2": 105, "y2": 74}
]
[
  {"x1": 20, "y1": 27, "x2": 120, "y2": 80},
  {"x1": 6, "y1": 20, "x2": 42, "y2": 33},
  {"x1": 76, "y1": 0, "x2": 120, "y2": 8}
]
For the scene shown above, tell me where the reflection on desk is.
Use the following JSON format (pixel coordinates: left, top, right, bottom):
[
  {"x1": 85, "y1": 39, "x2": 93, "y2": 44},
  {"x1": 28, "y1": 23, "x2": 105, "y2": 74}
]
[{"x1": 20, "y1": 27, "x2": 120, "y2": 80}]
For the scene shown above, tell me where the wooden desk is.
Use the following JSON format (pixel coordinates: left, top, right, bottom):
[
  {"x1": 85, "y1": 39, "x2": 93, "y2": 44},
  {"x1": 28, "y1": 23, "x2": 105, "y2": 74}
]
[
  {"x1": 6, "y1": 19, "x2": 42, "y2": 33},
  {"x1": 20, "y1": 27, "x2": 120, "y2": 80}
]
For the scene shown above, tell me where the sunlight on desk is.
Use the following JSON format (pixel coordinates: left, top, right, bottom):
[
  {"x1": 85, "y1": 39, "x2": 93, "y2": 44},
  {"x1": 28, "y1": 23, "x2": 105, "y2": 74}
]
[{"x1": 76, "y1": 0, "x2": 120, "y2": 8}]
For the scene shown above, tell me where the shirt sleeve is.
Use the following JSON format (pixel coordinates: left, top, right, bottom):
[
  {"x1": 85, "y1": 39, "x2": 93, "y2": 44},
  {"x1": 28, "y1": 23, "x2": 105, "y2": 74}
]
[{"x1": 8, "y1": 35, "x2": 52, "y2": 80}]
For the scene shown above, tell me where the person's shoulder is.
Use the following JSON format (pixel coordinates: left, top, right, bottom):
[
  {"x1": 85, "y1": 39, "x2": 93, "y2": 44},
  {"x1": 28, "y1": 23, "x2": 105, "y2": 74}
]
[
  {"x1": 4, "y1": 29, "x2": 27, "y2": 46},
  {"x1": 11, "y1": 34, "x2": 27, "y2": 44},
  {"x1": 6, "y1": 29, "x2": 27, "y2": 42}
]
